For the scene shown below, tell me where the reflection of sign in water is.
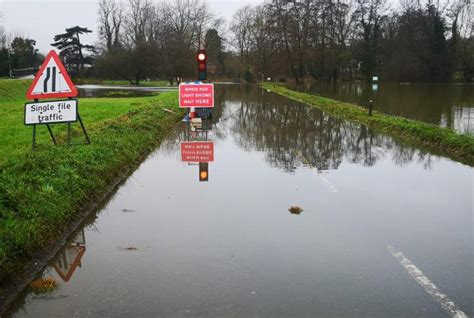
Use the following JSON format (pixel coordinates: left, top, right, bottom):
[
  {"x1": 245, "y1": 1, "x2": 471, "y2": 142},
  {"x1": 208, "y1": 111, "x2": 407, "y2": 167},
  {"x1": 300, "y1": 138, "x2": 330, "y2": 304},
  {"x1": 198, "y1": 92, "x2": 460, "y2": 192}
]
[
  {"x1": 53, "y1": 230, "x2": 86, "y2": 282},
  {"x1": 181, "y1": 141, "x2": 214, "y2": 162},
  {"x1": 179, "y1": 83, "x2": 214, "y2": 108},
  {"x1": 53, "y1": 246, "x2": 86, "y2": 282}
]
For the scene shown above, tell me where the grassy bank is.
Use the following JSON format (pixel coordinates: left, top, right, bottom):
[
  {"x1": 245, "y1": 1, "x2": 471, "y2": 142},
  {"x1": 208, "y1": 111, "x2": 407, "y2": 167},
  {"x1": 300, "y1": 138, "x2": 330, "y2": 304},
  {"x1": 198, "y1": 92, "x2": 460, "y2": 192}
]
[
  {"x1": 263, "y1": 83, "x2": 474, "y2": 166},
  {"x1": 0, "y1": 79, "x2": 184, "y2": 283}
]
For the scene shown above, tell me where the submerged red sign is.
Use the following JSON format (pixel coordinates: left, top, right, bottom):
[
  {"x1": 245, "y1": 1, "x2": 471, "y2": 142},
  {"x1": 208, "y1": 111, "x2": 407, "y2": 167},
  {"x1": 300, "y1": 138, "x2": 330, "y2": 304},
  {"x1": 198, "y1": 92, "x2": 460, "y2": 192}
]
[
  {"x1": 181, "y1": 142, "x2": 214, "y2": 162},
  {"x1": 179, "y1": 83, "x2": 214, "y2": 108}
]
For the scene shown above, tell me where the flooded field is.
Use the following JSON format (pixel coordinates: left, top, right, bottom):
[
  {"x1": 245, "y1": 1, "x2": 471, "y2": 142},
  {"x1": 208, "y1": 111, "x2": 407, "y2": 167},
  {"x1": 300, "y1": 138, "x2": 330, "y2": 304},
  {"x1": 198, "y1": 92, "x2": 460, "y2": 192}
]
[
  {"x1": 5, "y1": 85, "x2": 473, "y2": 317},
  {"x1": 290, "y1": 82, "x2": 474, "y2": 134},
  {"x1": 77, "y1": 85, "x2": 177, "y2": 98}
]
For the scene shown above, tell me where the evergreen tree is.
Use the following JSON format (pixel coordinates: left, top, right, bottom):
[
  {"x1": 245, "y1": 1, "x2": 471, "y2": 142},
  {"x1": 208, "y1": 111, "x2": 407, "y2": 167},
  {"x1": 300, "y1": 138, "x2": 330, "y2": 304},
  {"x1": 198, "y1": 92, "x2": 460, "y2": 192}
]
[
  {"x1": 205, "y1": 29, "x2": 225, "y2": 73},
  {"x1": 51, "y1": 26, "x2": 96, "y2": 73},
  {"x1": 10, "y1": 37, "x2": 41, "y2": 69}
]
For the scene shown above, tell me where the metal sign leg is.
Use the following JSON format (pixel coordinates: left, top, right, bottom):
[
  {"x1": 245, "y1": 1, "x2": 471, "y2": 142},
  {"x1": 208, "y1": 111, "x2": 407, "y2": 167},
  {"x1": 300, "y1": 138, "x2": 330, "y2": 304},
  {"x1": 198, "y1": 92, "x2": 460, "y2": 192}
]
[
  {"x1": 46, "y1": 124, "x2": 57, "y2": 145},
  {"x1": 78, "y1": 114, "x2": 90, "y2": 144},
  {"x1": 32, "y1": 124, "x2": 36, "y2": 150},
  {"x1": 67, "y1": 123, "x2": 71, "y2": 145}
]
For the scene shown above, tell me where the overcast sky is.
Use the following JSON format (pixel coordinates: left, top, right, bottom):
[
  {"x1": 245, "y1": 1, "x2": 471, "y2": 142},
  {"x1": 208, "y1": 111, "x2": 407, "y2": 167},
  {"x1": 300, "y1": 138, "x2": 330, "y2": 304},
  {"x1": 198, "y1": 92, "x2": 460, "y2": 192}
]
[{"x1": 1, "y1": 0, "x2": 399, "y2": 54}]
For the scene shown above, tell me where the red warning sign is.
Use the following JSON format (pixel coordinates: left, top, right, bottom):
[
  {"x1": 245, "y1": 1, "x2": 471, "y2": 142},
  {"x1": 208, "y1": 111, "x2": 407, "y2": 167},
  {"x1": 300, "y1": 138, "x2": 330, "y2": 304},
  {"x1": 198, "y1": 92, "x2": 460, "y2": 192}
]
[
  {"x1": 179, "y1": 83, "x2": 214, "y2": 108},
  {"x1": 181, "y1": 141, "x2": 214, "y2": 162}
]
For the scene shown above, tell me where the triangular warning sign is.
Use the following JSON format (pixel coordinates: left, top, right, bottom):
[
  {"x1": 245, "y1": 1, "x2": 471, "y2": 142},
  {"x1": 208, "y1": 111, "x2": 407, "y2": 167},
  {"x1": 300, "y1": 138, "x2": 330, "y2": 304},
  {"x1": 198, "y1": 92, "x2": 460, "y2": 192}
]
[{"x1": 26, "y1": 50, "x2": 78, "y2": 100}]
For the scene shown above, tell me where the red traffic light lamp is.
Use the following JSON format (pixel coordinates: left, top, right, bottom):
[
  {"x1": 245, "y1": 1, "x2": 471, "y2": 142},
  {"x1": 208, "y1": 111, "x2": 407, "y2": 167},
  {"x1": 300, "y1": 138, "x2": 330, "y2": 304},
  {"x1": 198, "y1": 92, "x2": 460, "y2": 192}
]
[
  {"x1": 197, "y1": 52, "x2": 207, "y2": 62},
  {"x1": 197, "y1": 49, "x2": 207, "y2": 81}
]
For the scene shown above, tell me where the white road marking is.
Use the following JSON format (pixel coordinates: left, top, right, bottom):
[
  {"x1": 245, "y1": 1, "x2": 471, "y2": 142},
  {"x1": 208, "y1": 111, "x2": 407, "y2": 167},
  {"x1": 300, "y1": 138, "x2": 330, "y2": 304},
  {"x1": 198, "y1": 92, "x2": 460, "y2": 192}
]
[
  {"x1": 295, "y1": 150, "x2": 338, "y2": 193},
  {"x1": 317, "y1": 173, "x2": 338, "y2": 193},
  {"x1": 387, "y1": 245, "x2": 468, "y2": 318}
]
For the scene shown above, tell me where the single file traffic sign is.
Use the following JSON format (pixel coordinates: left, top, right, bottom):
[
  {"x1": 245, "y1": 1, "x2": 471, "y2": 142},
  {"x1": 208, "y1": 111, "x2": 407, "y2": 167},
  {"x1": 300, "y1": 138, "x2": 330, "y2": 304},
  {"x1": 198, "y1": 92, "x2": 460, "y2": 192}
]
[
  {"x1": 26, "y1": 50, "x2": 78, "y2": 100},
  {"x1": 24, "y1": 99, "x2": 78, "y2": 125}
]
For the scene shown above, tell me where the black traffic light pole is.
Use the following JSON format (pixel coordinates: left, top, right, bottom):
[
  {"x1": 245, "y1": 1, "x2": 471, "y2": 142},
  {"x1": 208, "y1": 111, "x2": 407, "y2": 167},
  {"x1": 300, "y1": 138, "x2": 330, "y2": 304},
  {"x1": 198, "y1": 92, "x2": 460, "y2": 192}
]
[
  {"x1": 196, "y1": 49, "x2": 210, "y2": 182},
  {"x1": 197, "y1": 49, "x2": 207, "y2": 81}
]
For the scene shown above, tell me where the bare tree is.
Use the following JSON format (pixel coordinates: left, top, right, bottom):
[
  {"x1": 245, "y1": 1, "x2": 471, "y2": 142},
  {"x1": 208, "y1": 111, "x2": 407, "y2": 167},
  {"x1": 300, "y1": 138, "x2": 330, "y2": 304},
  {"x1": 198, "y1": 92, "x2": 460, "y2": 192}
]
[
  {"x1": 98, "y1": 0, "x2": 123, "y2": 52},
  {"x1": 124, "y1": 0, "x2": 154, "y2": 47},
  {"x1": 230, "y1": 6, "x2": 256, "y2": 63}
]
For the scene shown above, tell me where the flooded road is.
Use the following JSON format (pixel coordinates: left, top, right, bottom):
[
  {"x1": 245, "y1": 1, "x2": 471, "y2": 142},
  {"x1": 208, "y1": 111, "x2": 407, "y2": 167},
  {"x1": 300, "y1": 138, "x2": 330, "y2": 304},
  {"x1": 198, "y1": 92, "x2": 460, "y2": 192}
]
[
  {"x1": 291, "y1": 82, "x2": 474, "y2": 134},
  {"x1": 6, "y1": 85, "x2": 473, "y2": 317}
]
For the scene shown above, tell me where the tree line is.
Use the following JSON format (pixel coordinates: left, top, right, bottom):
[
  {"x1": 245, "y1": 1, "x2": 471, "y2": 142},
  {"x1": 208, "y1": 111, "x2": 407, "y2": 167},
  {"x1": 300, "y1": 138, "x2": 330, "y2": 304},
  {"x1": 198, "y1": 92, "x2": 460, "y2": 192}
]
[
  {"x1": 93, "y1": 0, "x2": 474, "y2": 84},
  {"x1": 0, "y1": 0, "x2": 472, "y2": 83},
  {"x1": 0, "y1": 18, "x2": 43, "y2": 77},
  {"x1": 95, "y1": 0, "x2": 223, "y2": 85},
  {"x1": 0, "y1": 23, "x2": 92, "y2": 77},
  {"x1": 230, "y1": 0, "x2": 473, "y2": 83}
]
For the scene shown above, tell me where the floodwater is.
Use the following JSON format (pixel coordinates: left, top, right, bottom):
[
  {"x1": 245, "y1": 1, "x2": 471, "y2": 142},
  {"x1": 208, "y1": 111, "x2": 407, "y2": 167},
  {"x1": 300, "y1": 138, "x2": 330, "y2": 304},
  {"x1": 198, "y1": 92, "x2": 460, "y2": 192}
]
[
  {"x1": 77, "y1": 85, "x2": 178, "y2": 98},
  {"x1": 290, "y1": 82, "x2": 474, "y2": 134},
  {"x1": 5, "y1": 85, "x2": 473, "y2": 317}
]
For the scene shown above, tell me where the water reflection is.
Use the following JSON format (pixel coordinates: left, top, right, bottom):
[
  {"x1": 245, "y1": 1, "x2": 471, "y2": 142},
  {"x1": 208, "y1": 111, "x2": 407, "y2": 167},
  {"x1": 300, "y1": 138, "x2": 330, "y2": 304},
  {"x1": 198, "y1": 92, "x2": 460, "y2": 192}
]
[
  {"x1": 228, "y1": 86, "x2": 437, "y2": 172},
  {"x1": 53, "y1": 230, "x2": 87, "y2": 283},
  {"x1": 161, "y1": 85, "x2": 440, "y2": 172},
  {"x1": 290, "y1": 82, "x2": 474, "y2": 134},
  {"x1": 180, "y1": 119, "x2": 215, "y2": 182}
]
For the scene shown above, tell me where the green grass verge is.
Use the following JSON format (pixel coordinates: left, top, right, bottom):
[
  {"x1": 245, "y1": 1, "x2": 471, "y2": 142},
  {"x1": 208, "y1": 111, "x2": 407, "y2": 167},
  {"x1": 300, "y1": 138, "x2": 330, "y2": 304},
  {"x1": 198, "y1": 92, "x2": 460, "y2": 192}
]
[
  {"x1": 0, "y1": 79, "x2": 184, "y2": 283},
  {"x1": 262, "y1": 83, "x2": 474, "y2": 166}
]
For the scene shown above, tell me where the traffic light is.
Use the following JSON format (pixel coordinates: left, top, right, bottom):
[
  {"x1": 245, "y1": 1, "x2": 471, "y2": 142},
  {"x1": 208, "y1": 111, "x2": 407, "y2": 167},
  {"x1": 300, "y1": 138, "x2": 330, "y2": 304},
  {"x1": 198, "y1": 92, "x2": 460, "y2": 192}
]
[
  {"x1": 199, "y1": 162, "x2": 209, "y2": 182},
  {"x1": 197, "y1": 49, "x2": 207, "y2": 81}
]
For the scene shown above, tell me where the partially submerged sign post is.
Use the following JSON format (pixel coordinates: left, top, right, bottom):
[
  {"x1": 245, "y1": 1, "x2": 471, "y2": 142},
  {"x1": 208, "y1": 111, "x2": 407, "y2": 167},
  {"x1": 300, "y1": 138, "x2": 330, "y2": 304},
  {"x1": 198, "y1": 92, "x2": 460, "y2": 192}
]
[
  {"x1": 25, "y1": 50, "x2": 89, "y2": 148},
  {"x1": 180, "y1": 51, "x2": 216, "y2": 181},
  {"x1": 372, "y1": 76, "x2": 379, "y2": 92},
  {"x1": 369, "y1": 76, "x2": 379, "y2": 116}
]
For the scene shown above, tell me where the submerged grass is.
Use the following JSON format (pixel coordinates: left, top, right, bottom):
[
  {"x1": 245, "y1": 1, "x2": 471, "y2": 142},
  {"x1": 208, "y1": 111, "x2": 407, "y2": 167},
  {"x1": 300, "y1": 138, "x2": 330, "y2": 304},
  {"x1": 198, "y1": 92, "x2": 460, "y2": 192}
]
[
  {"x1": 262, "y1": 83, "x2": 474, "y2": 166},
  {"x1": 0, "y1": 79, "x2": 184, "y2": 283},
  {"x1": 29, "y1": 277, "x2": 59, "y2": 294}
]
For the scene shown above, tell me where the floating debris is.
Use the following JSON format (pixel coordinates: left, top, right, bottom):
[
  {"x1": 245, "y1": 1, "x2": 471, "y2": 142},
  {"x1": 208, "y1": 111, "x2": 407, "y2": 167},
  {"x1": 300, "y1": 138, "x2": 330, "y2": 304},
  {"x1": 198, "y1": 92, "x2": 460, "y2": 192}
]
[
  {"x1": 121, "y1": 208, "x2": 135, "y2": 213},
  {"x1": 162, "y1": 108, "x2": 178, "y2": 114},
  {"x1": 122, "y1": 247, "x2": 139, "y2": 251},
  {"x1": 29, "y1": 278, "x2": 59, "y2": 295},
  {"x1": 289, "y1": 206, "x2": 303, "y2": 215}
]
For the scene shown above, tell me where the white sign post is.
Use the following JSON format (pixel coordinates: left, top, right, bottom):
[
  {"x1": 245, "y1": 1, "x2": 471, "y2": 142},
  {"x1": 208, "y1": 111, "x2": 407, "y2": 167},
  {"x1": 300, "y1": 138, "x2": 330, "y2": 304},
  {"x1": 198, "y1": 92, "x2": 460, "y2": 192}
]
[{"x1": 25, "y1": 100, "x2": 78, "y2": 125}]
